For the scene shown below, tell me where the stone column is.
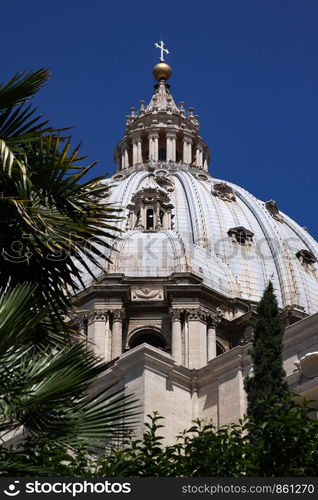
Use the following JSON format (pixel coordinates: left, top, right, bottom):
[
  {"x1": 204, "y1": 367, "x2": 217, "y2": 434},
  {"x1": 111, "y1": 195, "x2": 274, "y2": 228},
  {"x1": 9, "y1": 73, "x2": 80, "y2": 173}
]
[
  {"x1": 121, "y1": 149, "x2": 125, "y2": 169},
  {"x1": 148, "y1": 133, "x2": 153, "y2": 160},
  {"x1": 140, "y1": 203, "x2": 146, "y2": 229},
  {"x1": 184, "y1": 315, "x2": 189, "y2": 367},
  {"x1": 188, "y1": 138, "x2": 193, "y2": 164},
  {"x1": 195, "y1": 146, "x2": 200, "y2": 167},
  {"x1": 183, "y1": 138, "x2": 188, "y2": 164},
  {"x1": 166, "y1": 133, "x2": 172, "y2": 162},
  {"x1": 203, "y1": 156, "x2": 208, "y2": 171},
  {"x1": 170, "y1": 309, "x2": 182, "y2": 365},
  {"x1": 124, "y1": 148, "x2": 129, "y2": 168},
  {"x1": 129, "y1": 210, "x2": 137, "y2": 230},
  {"x1": 105, "y1": 314, "x2": 111, "y2": 362},
  {"x1": 86, "y1": 311, "x2": 110, "y2": 360},
  {"x1": 187, "y1": 307, "x2": 209, "y2": 368},
  {"x1": 196, "y1": 146, "x2": 203, "y2": 167},
  {"x1": 154, "y1": 134, "x2": 159, "y2": 161},
  {"x1": 183, "y1": 137, "x2": 192, "y2": 164},
  {"x1": 93, "y1": 311, "x2": 107, "y2": 360},
  {"x1": 163, "y1": 211, "x2": 169, "y2": 230},
  {"x1": 166, "y1": 132, "x2": 176, "y2": 162},
  {"x1": 172, "y1": 136, "x2": 176, "y2": 162},
  {"x1": 207, "y1": 319, "x2": 217, "y2": 361},
  {"x1": 111, "y1": 310, "x2": 124, "y2": 360},
  {"x1": 132, "y1": 136, "x2": 142, "y2": 165},
  {"x1": 148, "y1": 133, "x2": 159, "y2": 162},
  {"x1": 132, "y1": 139, "x2": 138, "y2": 166},
  {"x1": 137, "y1": 138, "x2": 142, "y2": 164}
]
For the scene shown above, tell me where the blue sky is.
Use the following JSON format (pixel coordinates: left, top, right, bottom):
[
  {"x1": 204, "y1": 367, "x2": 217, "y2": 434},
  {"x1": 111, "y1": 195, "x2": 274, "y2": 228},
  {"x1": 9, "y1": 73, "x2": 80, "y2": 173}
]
[{"x1": 2, "y1": 0, "x2": 318, "y2": 237}]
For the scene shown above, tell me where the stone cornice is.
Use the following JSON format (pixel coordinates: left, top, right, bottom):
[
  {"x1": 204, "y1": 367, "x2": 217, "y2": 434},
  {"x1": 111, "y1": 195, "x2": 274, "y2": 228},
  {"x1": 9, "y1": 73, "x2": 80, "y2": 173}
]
[
  {"x1": 107, "y1": 344, "x2": 194, "y2": 392},
  {"x1": 283, "y1": 312, "x2": 318, "y2": 347},
  {"x1": 197, "y1": 344, "x2": 251, "y2": 386},
  {"x1": 73, "y1": 308, "x2": 125, "y2": 325},
  {"x1": 169, "y1": 305, "x2": 222, "y2": 324}
]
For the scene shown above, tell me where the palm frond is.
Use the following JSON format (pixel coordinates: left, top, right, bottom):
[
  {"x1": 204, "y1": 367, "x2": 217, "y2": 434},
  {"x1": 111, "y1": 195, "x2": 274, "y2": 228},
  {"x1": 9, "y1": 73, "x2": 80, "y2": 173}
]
[
  {"x1": 0, "y1": 284, "x2": 138, "y2": 449},
  {"x1": 0, "y1": 69, "x2": 50, "y2": 109}
]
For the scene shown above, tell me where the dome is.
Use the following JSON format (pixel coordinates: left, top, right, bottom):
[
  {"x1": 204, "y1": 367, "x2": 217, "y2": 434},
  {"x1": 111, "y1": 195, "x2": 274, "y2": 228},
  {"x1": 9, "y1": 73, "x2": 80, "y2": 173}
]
[
  {"x1": 78, "y1": 49, "x2": 318, "y2": 324},
  {"x1": 97, "y1": 169, "x2": 318, "y2": 315}
]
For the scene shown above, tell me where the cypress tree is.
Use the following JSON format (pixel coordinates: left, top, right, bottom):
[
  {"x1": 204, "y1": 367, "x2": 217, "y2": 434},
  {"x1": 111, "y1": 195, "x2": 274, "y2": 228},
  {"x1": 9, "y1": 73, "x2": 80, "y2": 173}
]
[{"x1": 244, "y1": 281, "x2": 289, "y2": 421}]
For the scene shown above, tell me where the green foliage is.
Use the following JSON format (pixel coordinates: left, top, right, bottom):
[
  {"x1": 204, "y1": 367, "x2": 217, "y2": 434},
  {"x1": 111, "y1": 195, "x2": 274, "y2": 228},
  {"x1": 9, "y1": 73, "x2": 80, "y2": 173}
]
[
  {"x1": 0, "y1": 69, "x2": 122, "y2": 315},
  {"x1": 0, "y1": 283, "x2": 137, "y2": 476},
  {"x1": 244, "y1": 281, "x2": 289, "y2": 421},
  {"x1": 95, "y1": 407, "x2": 318, "y2": 477},
  {"x1": 0, "y1": 69, "x2": 136, "y2": 476},
  {"x1": 246, "y1": 396, "x2": 318, "y2": 476},
  {"x1": 96, "y1": 413, "x2": 253, "y2": 477}
]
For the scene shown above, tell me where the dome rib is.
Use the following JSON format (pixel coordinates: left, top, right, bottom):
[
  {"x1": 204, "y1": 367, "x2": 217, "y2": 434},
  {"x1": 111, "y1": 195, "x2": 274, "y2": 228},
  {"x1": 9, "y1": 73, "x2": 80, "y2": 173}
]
[{"x1": 226, "y1": 182, "x2": 299, "y2": 308}]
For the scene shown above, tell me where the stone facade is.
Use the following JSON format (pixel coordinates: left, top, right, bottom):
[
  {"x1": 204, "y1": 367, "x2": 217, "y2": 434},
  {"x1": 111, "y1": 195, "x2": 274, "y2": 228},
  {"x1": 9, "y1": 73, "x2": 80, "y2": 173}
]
[{"x1": 73, "y1": 57, "x2": 318, "y2": 442}]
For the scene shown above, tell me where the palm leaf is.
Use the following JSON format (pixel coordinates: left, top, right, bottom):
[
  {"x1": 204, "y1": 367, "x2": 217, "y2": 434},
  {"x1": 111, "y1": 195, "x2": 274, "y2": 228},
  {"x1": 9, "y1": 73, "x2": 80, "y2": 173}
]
[
  {"x1": 0, "y1": 284, "x2": 138, "y2": 449},
  {"x1": 0, "y1": 69, "x2": 50, "y2": 109}
]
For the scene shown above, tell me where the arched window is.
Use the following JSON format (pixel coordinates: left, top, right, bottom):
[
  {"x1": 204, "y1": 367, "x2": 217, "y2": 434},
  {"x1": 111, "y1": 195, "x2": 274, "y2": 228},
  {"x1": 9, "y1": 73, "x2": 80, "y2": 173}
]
[
  {"x1": 129, "y1": 329, "x2": 167, "y2": 350},
  {"x1": 146, "y1": 209, "x2": 154, "y2": 230},
  {"x1": 216, "y1": 342, "x2": 226, "y2": 356}
]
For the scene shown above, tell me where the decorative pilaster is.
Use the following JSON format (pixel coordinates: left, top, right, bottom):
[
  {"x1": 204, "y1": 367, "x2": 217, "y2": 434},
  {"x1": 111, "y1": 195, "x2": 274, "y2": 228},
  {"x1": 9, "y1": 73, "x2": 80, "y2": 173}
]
[
  {"x1": 85, "y1": 310, "x2": 110, "y2": 361},
  {"x1": 111, "y1": 310, "x2": 125, "y2": 360},
  {"x1": 186, "y1": 307, "x2": 210, "y2": 369},
  {"x1": 170, "y1": 308, "x2": 182, "y2": 365},
  {"x1": 93, "y1": 311, "x2": 107, "y2": 360}
]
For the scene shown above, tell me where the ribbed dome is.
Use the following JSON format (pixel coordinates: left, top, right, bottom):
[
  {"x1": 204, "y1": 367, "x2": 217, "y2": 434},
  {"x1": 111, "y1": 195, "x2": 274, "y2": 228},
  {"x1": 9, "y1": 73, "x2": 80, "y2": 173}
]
[
  {"x1": 78, "y1": 60, "x2": 318, "y2": 318},
  {"x1": 95, "y1": 168, "x2": 318, "y2": 314}
]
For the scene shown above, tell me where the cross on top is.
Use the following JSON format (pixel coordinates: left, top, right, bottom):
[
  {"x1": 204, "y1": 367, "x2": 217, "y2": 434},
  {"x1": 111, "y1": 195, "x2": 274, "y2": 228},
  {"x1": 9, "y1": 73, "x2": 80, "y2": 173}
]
[{"x1": 155, "y1": 40, "x2": 169, "y2": 62}]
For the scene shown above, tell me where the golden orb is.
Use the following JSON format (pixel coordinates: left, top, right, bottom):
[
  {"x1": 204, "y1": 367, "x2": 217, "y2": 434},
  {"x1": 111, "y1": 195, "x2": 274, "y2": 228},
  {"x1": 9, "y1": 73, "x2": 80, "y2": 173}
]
[{"x1": 152, "y1": 62, "x2": 172, "y2": 81}]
